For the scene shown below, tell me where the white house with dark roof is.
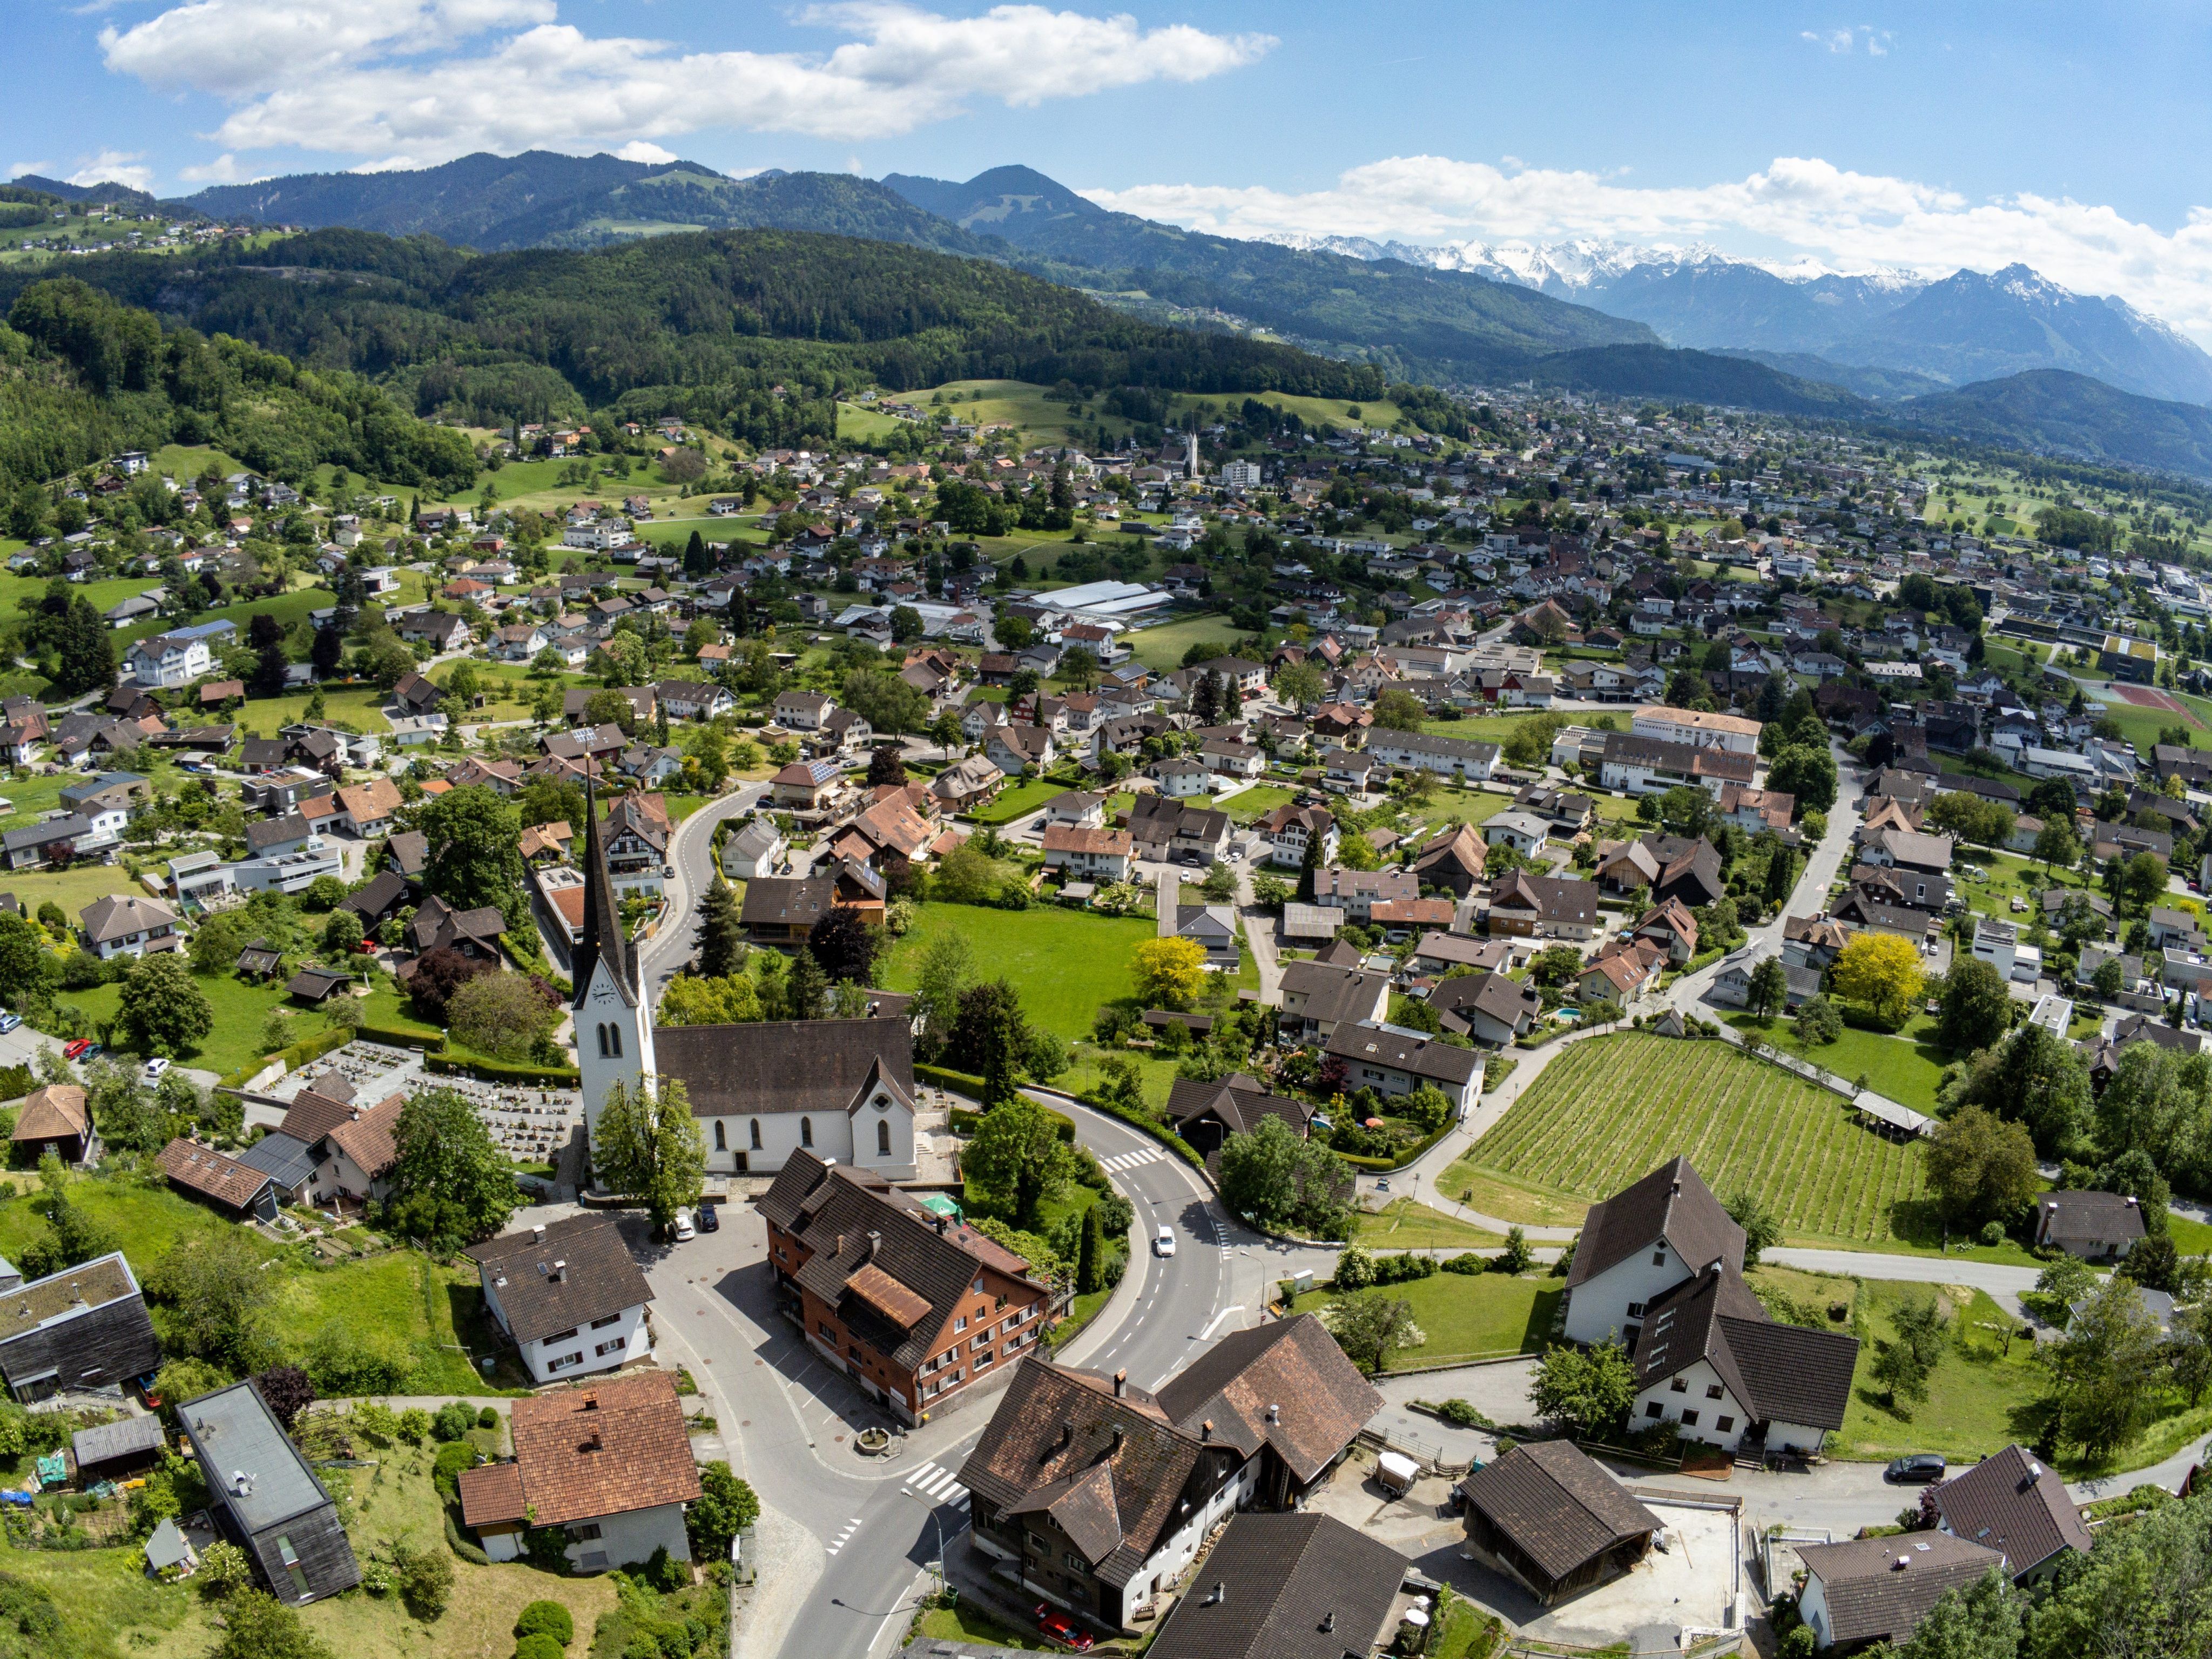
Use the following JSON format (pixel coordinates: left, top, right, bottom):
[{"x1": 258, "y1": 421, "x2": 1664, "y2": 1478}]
[
  {"x1": 1560, "y1": 1156, "x2": 1744, "y2": 1347},
  {"x1": 467, "y1": 1213, "x2": 655, "y2": 1384}
]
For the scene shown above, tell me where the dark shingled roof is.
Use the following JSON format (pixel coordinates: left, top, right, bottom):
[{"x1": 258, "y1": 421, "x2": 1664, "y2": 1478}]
[
  {"x1": 1799, "y1": 1533, "x2": 2006, "y2": 1647},
  {"x1": 569, "y1": 786, "x2": 637, "y2": 1011},
  {"x1": 1633, "y1": 1265, "x2": 1859, "y2": 1433},
  {"x1": 1566, "y1": 1156, "x2": 1744, "y2": 1293},
  {"x1": 960, "y1": 1357, "x2": 1236, "y2": 1589},
  {"x1": 1932, "y1": 1443, "x2": 2093, "y2": 1577},
  {"x1": 655, "y1": 1017, "x2": 913, "y2": 1121},
  {"x1": 1150, "y1": 1317, "x2": 1381, "y2": 1486},
  {"x1": 1164, "y1": 1075, "x2": 1311, "y2": 1139},
  {"x1": 466, "y1": 1214, "x2": 653, "y2": 1347},
  {"x1": 1456, "y1": 1439, "x2": 1661, "y2": 1584},
  {"x1": 1146, "y1": 1511, "x2": 1407, "y2": 1659},
  {"x1": 760, "y1": 1152, "x2": 1047, "y2": 1374}
]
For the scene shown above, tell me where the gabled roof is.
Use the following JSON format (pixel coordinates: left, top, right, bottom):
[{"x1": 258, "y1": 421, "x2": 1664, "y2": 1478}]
[
  {"x1": 12, "y1": 1084, "x2": 88, "y2": 1145},
  {"x1": 499, "y1": 1370, "x2": 701, "y2": 1528},
  {"x1": 1456, "y1": 1439, "x2": 1661, "y2": 1584},
  {"x1": 1798, "y1": 1533, "x2": 2006, "y2": 1647},
  {"x1": 1932, "y1": 1443, "x2": 2093, "y2": 1574},
  {"x1": 1149, "y1": 1316, "x2": 1381, "y2": 1485},
  {"x1": 1145, "y1": 1511, "x2": 1407, "y2": 1659},
  {"x1": 1164, "y1": 1075, "x2": 1310, "y2": 1138},
  {"x1": 1566, "y1": 1157, "x2": 1743, "y2": 1292},
  {"x1": 1634, "y1": 1265, "x2": 1859, "y2": 1432},
  {"x1": 657, "y1": 1017, "x2": 912, "y2": 1121},
  {"x1": 159, "y1": 1138, "x2": 274, "y2": 1212},
  {"x1": 467, "y1": 1214, "x2": 653, "y2": 1346},
  {"x1": 322, "y1": 1092, "x2": 404, "y2": 1181}
]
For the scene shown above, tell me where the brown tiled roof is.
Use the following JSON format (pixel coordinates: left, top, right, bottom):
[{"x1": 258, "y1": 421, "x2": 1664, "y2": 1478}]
[
  {"x1": 1042, "y1": 825, "x2": 1133, "y2": 857},
  {"x1": 1456, "y1": 1439, "x2": 1660, "y2": 1584},
  {"x1": 159, "y1": 1138, "x2": 274, "y2": 1212},
  {"x1": 456, "y1": 1460, "x2": 527, "y2": 1527},
  {"x1": 961, "y1": 1357, "x2": 1234, "y2": 1587},
  {"x1": 1150, "y1": 1316, "x2": 1381, "y2": 1485},
  {"x1": 466, "y1": 1214, "x2": 653, "y2": 1346},
  {"x1": 1566, "y1": 1156, "x2": 1744, "y2": 1292},
  {"x1": 1146, "y1": 1511, "x2": 1407, "y2": 1659},
  {"x1": 1932, "y1": 1444, "x2": 2093, "y2": 1576},
  {"x1": 12, "y1": 1085, "x2": 88, "y2": 1144},
  {"x1": 323, "y1": 1092, "x2": 403, "y2": 1181},
  {"x1": 1798, "y1": 1533, "x2": 2006, "y2": 1646},
  {"x1": 336, "y1": 777, "x2": 402, "y2": 822},
  {"x1": 505, "y1": 1371, "x2": 701, "y2": 1527},
  {"x1": 277, "y1": 1088, "x2": 355, "y2": 1144}
]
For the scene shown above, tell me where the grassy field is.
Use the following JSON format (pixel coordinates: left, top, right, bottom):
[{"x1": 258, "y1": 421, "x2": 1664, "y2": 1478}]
[
  {"x1": 1122, "y1": 613, "x2": 1250, "y2": 670},
  {"x1": 1055, "y1": 1047, "x2": 1180, "y2": 1111},
  {"x1": 1219, "y1": 785, "x2": 1297, "y2": 825},
  {"x1": 1290, "y1": 1272, "x2": 1560, "y2": 1370},
  {"x1": 1411, "y1": 787, "x2": 1514, "y2": 834},
  {"x1": 1464, "y1": 1034, "x2": 1930, "y2": 1246},
  {"x1": 54, "y1": 969, "x2": 362, "y2": 1076},
  {"x1": 915, "y1": 1602, "x2": 1049, "y2": 1651},
  {"x1": 1434, "y1": 1165, "x2": 1591, "y2": 1229},
  {"x1": 1724, "y1": 1012, "x2": 1950, "y2": 1115},
  {"x1": 1832, "y1": 1282, "x2": 2044, "y2": 1464},
  {"x1": 878, "y1": 901, "x2": 1158, "y2": 1040},
  {"x1": 1953, "y1": 848, "x2": 2090, "y2": 925},
  {"x1": 964, "y1": 778, "x2": 1069, "y2": 825},
  {"x1": 0, "y1": 860, "x2": 140, "y2": 923},
  {"x1": 1354, "y1": 1200, "x2": 1504, "y2": 1251},
  {"x1": 1417, "y1": 712, "x2": 1559, "y2": 748},
  {"x1": 0, "y1": 1175, "x2": 502, "y2": 1393}
]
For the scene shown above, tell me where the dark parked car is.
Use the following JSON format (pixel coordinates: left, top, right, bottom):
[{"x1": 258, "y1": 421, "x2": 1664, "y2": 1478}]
[
  {"x1": 1886, "y1": 1453, "x2": 1947, "y2": 1483},
  {"x1": 696, "y1": 1201, "x2": 719, "y2": 1233}
]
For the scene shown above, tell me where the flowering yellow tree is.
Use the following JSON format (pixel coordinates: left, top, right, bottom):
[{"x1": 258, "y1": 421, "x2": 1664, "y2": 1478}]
[
  {"x1": 1829, "y1": 932, "x2": 1925, "y2": 1027},
  {"x1": 1131, "y1": 936, "x2": 1210, "y2": 1009}
]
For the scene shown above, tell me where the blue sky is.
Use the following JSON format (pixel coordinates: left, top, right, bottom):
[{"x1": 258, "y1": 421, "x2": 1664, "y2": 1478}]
[{"x1": 15, "y1": 1, "x2": 2212, "y2": 333}]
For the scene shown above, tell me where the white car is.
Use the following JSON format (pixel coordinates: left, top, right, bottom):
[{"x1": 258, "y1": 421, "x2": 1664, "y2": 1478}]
[
  {"x1": 671, "y1": 1207, "x2": 696, "y2": 1242},
  {"x1": 141, "y1": 1057, "x2": 171, "y2": 1083},
  {"x1": 1154, "y1": 1226, "x2": 1176, "y2": 1258}
]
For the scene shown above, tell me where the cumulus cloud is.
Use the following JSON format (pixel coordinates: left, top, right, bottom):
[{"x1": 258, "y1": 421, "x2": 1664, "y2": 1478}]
[
  {"x1": 100, "y1": 0, "x2": 1272, "y2": 165},
  {"x1": 6, "y1": 163, "x2": 56, "y2": 181},
  {"x1": 67, "y1": 150, "x2": 156, "y2": 192},
  {"x1": 1086, "y1": 153, "x2": 2212, "y2": 342}
]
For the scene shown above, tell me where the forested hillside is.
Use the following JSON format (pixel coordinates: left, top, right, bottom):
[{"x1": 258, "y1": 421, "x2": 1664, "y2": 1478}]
[
  {"x1": 0, "y1": 227, "x2": 1385, "y2": 444},
  {"x1": 0, "y1": 278, "x2": 478, "y2": 495}
]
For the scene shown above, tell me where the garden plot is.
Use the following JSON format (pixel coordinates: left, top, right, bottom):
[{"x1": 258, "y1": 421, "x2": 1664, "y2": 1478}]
[{"x1": 1470, "y1": 1034, "x2": 1927, "y2": 1245}]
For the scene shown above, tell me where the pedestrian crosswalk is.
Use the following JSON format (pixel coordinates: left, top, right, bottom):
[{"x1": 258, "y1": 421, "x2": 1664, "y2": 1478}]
[
  {"x1": 903, "y1": 1460, "x2": 972, "y2": 1509},
  {"x1": 1098, "y1": 1145, "x2": 1164, "y2": 1175},
  {"x1": 825, "y1": 1515, "x2": 864, "y2": 1555}
]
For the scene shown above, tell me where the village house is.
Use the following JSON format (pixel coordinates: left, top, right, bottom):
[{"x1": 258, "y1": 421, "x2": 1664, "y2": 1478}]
[
  {"x1": 180, "y1": 1380, "x2": 361, "y2": 1602},
  {"x1": 468, "y1": 1214, "x2": 655, "y2": 1384}
]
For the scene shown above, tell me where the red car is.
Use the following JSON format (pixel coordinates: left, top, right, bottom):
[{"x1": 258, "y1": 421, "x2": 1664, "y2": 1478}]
[
  {"x1": 1034, "y1": 1606, "x2": 1093, "y2": 1653},
  {"x1": 62, "y1": 1038, "x2": 92, "y2": 1061}
]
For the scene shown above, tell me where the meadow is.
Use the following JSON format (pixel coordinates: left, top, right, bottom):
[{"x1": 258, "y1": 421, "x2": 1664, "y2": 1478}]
[{"x1": 876, "y1": 899, "x2": 1159, "y2": 1040}]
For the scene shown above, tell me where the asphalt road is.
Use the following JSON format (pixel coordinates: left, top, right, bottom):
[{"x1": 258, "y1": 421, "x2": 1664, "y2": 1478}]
[
  {"x1": 637, "y1": 783, "x2": 766, "y2": 994},
  {"x1": 639, "y1": 1089, "x2": 1295, "y2": 1659}
]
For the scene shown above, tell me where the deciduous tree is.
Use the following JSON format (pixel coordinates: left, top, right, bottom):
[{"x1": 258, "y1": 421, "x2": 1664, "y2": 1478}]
[
  {"x1": 117, "y1": 953, "x2": 214, "y2": 1057},
  {"x1": 386, "y1": 1086, "x2": 520, "y2": 1250},
  {"x1": 1530, "y1": 1338, "x2": 1637, "y2": 1437},
  {"x1": 592, "y1": 1078, "x2": 707, "y2": 1234},
  {"x1": 1830, "y1": 931, "x2": 1924, "y2": 1026},
  {"x1": 1924, "y1": 1105, "x2": 2039, "y2": 1227},
  {"x1": 1132, "y1": 936, "x2": 1210, "y2": 1009}
]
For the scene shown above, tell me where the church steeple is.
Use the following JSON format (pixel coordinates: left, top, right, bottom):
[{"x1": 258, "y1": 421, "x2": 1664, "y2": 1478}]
[{"x1": 572, "y1": 782, "x2": 637, "y2": 1011}]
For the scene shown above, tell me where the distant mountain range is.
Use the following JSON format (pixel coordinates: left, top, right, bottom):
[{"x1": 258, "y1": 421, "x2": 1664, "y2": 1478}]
[
  {"x1": 69, "y1": 148, "x2": 2210, "y2": 483},
  {"x1": 1289, "y1": 233, "x2": 2212, "y2": 406}
]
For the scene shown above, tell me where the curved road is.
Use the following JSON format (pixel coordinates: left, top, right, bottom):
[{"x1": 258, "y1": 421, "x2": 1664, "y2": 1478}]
[
  {"x1": 637, "y1": 781, "x2": 766, "y2": 992},
  {"x1": 637, "y1": 1088, "x2": 1310, "y2": 1659}
]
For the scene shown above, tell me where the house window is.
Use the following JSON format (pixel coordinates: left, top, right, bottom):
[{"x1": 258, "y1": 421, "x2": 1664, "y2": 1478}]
[
  {"x1": 819, "y1": 1321, "x2": 835, "y2": 1341},
  {"x1": 1670, "y1": 1378, "x2": 1688, "y2": 1394},
  {"x1": 1681, "y1": 1410, "x2": 1699, "y2": 1427},
  {"x1": 275, "y1": 1535, "x2": 309, "y2": 1599},
  {"x1": 545, "y1": 1328, "x2": 578, "y2": 1344},
  {"x1": 595, "y1": 1339, "x2": 625, "y2": 1358},
  {"x1": 1651, "y1": 1251, "x2": 1666, "y2": 1265},
  {"x1": 750, "y1": 1119, "x2": 763, "y2": 1150},
  {"x1": 955, "y1": 1316, "x2": 967, "y2": 1333},
  {"x1": 590, "y1": 1313, "x2": 622, "y2": 1330},
  {"x1": 569, "y1": 1523, "x2": 603, "y2": 1542},
  {"x1": 1715, "y1": 1417, "x2": 1734, "y2": 1433},
  {"x1": 1064, "y1": 1553, "x2": 1086, "y2": 1573},
  {"x1": 547, "y1": 1352, "x2": 583, "y2": 1372},
  {"x1": 876, "y1": 1118, "x2": 891, "y2": 1156},
  {"x1": 714, "y1": 1122, "x2": 727, "y2": 1151},
  {"x1": 800, "y1": 1117, "x2": 813, "y2": 1148},
  {"x1": 1706, "y1": 1384, "x2": 1724, "y2": 1400},
  {"x1": 1626, "y1": 1301, "x2": 1645, "y2": 1318},
  {"x1": 1645, "y1": 1402, "x2": 1663, "y2": 1418}
]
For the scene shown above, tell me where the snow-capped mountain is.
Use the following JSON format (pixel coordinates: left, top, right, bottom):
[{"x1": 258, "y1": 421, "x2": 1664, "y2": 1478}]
[{"x1": 1269, "y1": 233, "x2": 2212, "y2": 403}]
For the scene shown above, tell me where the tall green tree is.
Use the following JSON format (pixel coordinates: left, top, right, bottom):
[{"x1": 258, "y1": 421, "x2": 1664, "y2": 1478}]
[
  {"x1": 947, "y1": 978, "x2": 1029, "y2": 1108},
  {"x1": 416, "y1": 784, "x2": 531, "y2": 935},
  {"x1": 784, "y1": 946, "x2": 827, "y2": 1021},
  {"x1": 2042, "y1": 1277, "x2": 2163, "y2": 1461},
  {"x1": 1744, "y1": 956, "x2": 1789, "y2": 1019},
  {"x1": 962, "y1": 1093, "x2": 1065, "y2": 1229},
  {"x1": 1938, "y1": 957, "x2": 2015, "y2": 1054},
  {"x1": 117, "y1": 953, "x2": 214, "y2": 1057},
  {"x1": 1529, "y1": 1339, "x2": 1638, "y2": 1437},
  {"x1": 144, "y1": 1231, "x2": 278, "y2": 1374},
  {"x1": 592, "y1": 1077, "x2": 706, "y2": 1233},
  {"x1": 696, "y1": 879, "x2": 746, "y2": 980},
  {"x1": 386, "y1": 1086, "x2": 520, "y2": 1250}
]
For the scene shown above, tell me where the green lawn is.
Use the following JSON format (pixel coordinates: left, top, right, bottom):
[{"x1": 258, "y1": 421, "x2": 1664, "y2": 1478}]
[
  {"x1": 964, "y1": 778, "x2": 1069, "y2": 825},
  {"x1": 879, "y1": 901, "x2": 1158, "y2": 1040},
  {"x1": 1954, "y1": 848, "x2": 2090, "y2": 925},
  {"x1": 0, "y1": 861, "x2": 140, "y2": 923},
  {"x1": 1724, "y1": 1012, "x2": 1951, "y2": 1115},
  {"x1": 1832, "y1": 1283, "x2": 2045, "y2": 1464},
  {"x1": 1412, "y1": 787, "x2": 1514, "y2": 834},
  {"x1": 1354, "y1": 1200, "x2": 1504, "y2": 1251},
  {"x1": 53, "y1": 968, "x2": 362, "y2": 1076},
  {"x1": 1220, "y1": 785, "x2": 1297, "y2": 825},
  {"x1": 1122, "y1": 613, "x2": 1249, "y2": 671},
  {"x1": 1056, "y1": 1047, "x2": 1181, "y2": 1111},
  {"x1": 226, "y1": 680, "x2": 396, "y2": 736},
  {"x1": 837, "y1": 401, "x2": 912, "y2": 443},
  {"x1": 2167, "y1": 1212, "x2": 2212, "y2": 1254},
  {"x1": 915, "y1": 1603, "x2": 1049, "y2": 1651},
  {"x1": 1290, "y1": 1272, "x2": 1560, "y2": 1369},
  {"x1": 1462, "y1": 1033, "x2": 1932, "y2": 1247}
]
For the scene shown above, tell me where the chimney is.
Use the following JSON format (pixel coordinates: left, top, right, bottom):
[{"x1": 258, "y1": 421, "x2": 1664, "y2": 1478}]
[
  {"x1": 586, "y1": 1427, "x2": 604, "y2": 1451},
  {"x1": 1670, "y1": 1179, "x2": 1681, "y2": 1196},
  {"x1": 1266, "y1": 1404, "x2": 1279, "y2": 1425},
  {"x1": 1321, "y1": 1611, "x2": 1335, "y2": 1633},
  {"x1": 1894, "y1": 1554, "x2": 1910, "y2": 1571},
  {"x1": 835, "y1": 1233, "x2": 846, "y2": 1257},
  {"x1": 1202, "y1": 1420, "x2": 1214, "y2": 1442},
  {"x1": 532, "y1": 1224, "x2": 547, "y2": 1244},
  {"x1": 1204, "y1": 1582, "x2": 1225, "y2": 1607},
  {"x1": 866, "y1": 1229, "x2": 881, "y2": 1260},
  {"x1": 581, "y1": 1393, "x2": 599, "y2": 1412},
  {"x1": 1112, "y1": 1369, "x2": 1127, "y2": 1399},
  {"x1": 935, "y1": 1214, "x2": 949, "y2": 1236},
  {"x1": 549, "y1": 1259, "x2": 566, "y2": 1283}
]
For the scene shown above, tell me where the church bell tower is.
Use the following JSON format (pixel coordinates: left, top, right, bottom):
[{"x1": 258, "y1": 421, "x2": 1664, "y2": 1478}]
[{"x1": 573, "y1": 787, "x2": 656, "y2": 1155}]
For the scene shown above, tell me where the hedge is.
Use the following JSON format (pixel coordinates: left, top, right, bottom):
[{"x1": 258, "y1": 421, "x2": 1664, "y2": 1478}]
[
  {"x1": 1334, "y1": 1119, "x2": 1455, "y2": 1172},
  {"x1": 357, "y1": 1024, "x2": 444, "y2": 1052},
  {"x1": 915, "y1": 1062, "x2": 986, "y2": 1095},
  {"x1": 1072, "y1": 1094, "x2": 1207, "y2": 1171},
  {"x1": 950, "y1": 1103, "x2": 1075, "y2": 1143},
  {"x1": 424, "y1": 1054, "x2": 582, "y2": 1086}
]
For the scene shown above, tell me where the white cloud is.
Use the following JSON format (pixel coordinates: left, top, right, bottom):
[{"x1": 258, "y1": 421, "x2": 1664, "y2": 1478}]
[
  {"x1": 6, "y1": 163, "x2": 56, "y2": 181},
  {"x1": 1799, "y1": 26, "x2": 1892, "y2": 56},
  {"x1": 1802, "y1": 28, "x2": 1853, "y2": 52},
  {"x1": 67, "y1": 150, "x2": 156, "y2": 192},
  {"x1": 100, "y1": 1, "x2": 1272, "y2": 167},
  {"x1": 1085, "y1": 153, "x2": 2212, "y2": 343},
  {"x1": 178, "y1": 152, "x2": 252, "y2": 183},
  {"x1": 613, "y1": 139, "x2": 677, "y2": 165}
]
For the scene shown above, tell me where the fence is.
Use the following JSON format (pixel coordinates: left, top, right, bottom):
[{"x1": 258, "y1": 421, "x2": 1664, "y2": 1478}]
[{"x1": 1353, "y1": 1425, "x2": 1474, "y2": 1480}]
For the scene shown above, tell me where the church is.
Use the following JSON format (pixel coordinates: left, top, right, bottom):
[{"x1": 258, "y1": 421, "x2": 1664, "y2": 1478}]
[{"x1": 570, "y1": 795, "x2": 919, "y2": 1182}]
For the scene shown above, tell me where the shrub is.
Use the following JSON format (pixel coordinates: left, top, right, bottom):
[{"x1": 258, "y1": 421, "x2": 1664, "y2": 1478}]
[
  {"x1": 1370, "y1": 1251, "x2": 1437, "y2": 1285},
  {"x1": 446, "y1": 972, "x2": 562, "y2": 1062},
  {"x1": 523, "y1": 1527, "x2": 572, "y2": 1574},
  {"x1": 397, "y1": 1408, "x2": 431, "y2": 1445},
  {"x1": 432, "y1": 1401, "x2": 476, "y2": 1442},
  {"x1": 304, "y1": 1321, "x2": 413, "y2": 1396},
  {"x1": 619, "y1": 1545, "x2": 691, "y2": 1593},
  {"x1": 198, "y1": 1540, "x2": 254, "y2": 1598},
  {"x1": 515, "y1": 1600, "x2": 576, "y2": 1645},
  {"x1": 390, "y1": 1536, "x2": 455, "y2": 1619},
  {"x1": 478, "y1": 1406, "x2": 500, "y2": 1430},
  {"x1": 1437, "y1": 1398, "x2": 1485, "y2": 1427},
  {"x1": 515, "y1": 1637, "x2": 566, "y2": 1659},
  {"x1": 1979, "y1": 1219, "x2": 2006, "y2": 1247},
  {"x1": 1441, "y1": 1252, "x2": 1486, "y2": 1275},
  {"x1": 432, "y1": 1440, "x2": 478, "y2": 1501},
  {"x1": 1331, "y1": 1245, "x2": 1375, "y2": 1290}
]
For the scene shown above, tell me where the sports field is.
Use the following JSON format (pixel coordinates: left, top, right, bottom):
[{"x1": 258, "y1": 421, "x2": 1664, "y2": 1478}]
[{"x1": 1465, "y1": 1033, "x2": 1928, "y2": 1245}]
